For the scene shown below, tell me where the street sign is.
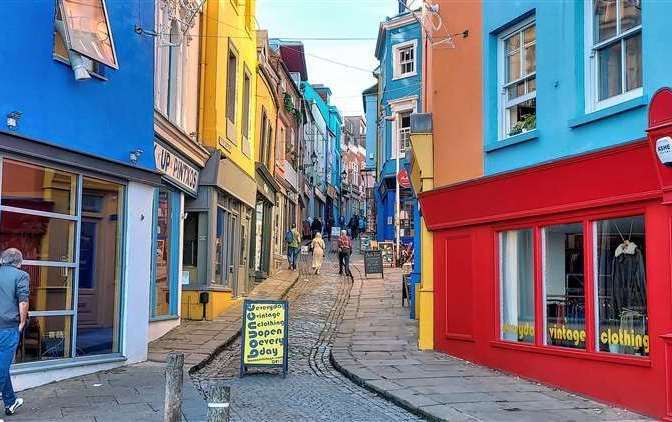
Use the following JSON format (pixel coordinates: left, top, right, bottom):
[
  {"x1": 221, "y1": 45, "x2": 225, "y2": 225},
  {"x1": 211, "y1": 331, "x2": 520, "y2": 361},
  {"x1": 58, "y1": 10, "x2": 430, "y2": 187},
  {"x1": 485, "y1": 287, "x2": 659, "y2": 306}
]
[
  {"x1": 240, "y1": 299, "x2": 289, "y2": 378},
  {"x1": 397, "y1": 169, "x2": 411, "y2": 189},
  {"x1": 364, "y1": 250, "x2": 384, "y2": 278}
]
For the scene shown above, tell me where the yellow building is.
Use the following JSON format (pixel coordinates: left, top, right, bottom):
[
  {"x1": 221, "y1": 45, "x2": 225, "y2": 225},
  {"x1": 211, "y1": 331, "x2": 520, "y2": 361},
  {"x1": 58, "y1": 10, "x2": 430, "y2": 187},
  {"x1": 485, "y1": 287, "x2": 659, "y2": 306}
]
[{"x1": 182, "y1": 0, "x2": 260, "y2": 319}]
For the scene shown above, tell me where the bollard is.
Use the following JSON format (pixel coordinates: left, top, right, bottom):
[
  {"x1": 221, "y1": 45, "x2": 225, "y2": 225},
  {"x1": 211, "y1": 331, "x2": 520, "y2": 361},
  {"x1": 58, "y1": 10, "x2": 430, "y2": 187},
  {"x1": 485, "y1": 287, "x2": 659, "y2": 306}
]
[
  {"x1": 207, "y1": 383, "x2": 231, "y2": 422},
  {"x1": 164, "y1": 352, "x2": 184, "y2": 422}
]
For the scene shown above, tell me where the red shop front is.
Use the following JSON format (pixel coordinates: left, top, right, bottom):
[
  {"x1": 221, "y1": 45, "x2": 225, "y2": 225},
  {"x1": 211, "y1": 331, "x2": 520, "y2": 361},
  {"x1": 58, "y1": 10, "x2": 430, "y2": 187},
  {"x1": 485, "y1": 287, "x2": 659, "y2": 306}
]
[{"x1": 418, "y1": 89, "x2": 672, "y2": 419}]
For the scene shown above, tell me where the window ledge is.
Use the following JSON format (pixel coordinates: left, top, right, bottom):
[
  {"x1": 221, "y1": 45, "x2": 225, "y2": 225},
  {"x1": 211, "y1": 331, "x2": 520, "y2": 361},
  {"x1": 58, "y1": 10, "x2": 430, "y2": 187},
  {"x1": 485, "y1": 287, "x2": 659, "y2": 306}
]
[
  {"x1": 485, "y1": 129, "x2": 539, "y2": 152},
  {"x1": 392, "y1": 72, "x2": 417, "y2": 81},
  {"x1": 149, "y1": 315, "x2": 179, "y2": 322},
  {"x1": 490, "y1": 340, "x2": 651, "y2": 367},
  {"x1": 568, "y1": 95, "x2": 648, "y2": 129}
]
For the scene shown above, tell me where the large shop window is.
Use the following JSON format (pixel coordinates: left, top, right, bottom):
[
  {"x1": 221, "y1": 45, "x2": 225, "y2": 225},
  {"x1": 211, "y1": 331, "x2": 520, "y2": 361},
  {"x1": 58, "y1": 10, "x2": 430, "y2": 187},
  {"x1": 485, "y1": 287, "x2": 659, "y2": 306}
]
[
  {"x1": 498, "y1": 215, "x2": 649, "y2": 358},
  {"x1": 0, "y1": 159, "x2": 123, "y2": 364},
  {"x1": 151, "y1": 188, "x2": 179, "y2": 319}
]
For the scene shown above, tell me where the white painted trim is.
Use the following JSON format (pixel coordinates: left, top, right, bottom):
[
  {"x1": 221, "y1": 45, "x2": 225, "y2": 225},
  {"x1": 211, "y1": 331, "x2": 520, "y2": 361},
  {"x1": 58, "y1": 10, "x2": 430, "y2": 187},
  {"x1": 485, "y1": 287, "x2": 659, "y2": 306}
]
[
  {"x1": 392, "y1": 39, "x2": 418, "y2": 80},
  {"x1": 381, "y1": 13, "x2": 418, "y2": 31},
  {"x1": 389, "y1": 98, "x2": 417, "y2": 160}
]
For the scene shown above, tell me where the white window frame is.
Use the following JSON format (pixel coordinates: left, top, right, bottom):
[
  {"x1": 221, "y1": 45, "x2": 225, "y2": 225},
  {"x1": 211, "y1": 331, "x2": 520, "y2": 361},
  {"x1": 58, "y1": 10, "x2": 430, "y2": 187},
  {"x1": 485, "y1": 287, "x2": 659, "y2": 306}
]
[
  {"x1": 584, "y1": 0, "x2": 643, "y2": 112},
  {"x1": 392, "y1": 39, "x2": 418, "y2": 80},
  {"x1": 497, "y1": 17, "x2": 536, "y2": 140},
  {"x1": 388, "y1": 96, "x2": 417, "y2": 160}
]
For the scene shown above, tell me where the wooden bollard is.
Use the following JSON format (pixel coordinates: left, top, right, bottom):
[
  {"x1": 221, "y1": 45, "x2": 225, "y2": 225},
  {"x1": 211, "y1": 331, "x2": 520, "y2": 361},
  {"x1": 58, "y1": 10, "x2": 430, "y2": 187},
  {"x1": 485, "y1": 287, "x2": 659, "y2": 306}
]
[
  {"x1": 207, "y1": 383, "x2": 231, "y2": 422},
  {"x1": 164, "y1": 352, "x2": 184, "y2": 422}
]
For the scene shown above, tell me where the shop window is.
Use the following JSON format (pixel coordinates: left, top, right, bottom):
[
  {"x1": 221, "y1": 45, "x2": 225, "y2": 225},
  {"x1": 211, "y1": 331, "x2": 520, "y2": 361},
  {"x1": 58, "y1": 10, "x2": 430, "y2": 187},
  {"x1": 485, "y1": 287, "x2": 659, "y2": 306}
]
[
  {"x1": 152, "y1": 188, "x2": 179, "y2": 319},
  {"x1": 595, "y1": 216, "x2": 648, "y2": 356},
  {"x1": 586, "y1": 0, "x2": 642, "y2": 111},
  {"x1": 499, "y1": 229, "x2": 535, "y2": 344},
  {"x1": 543, "y1": 223, "x2": 586, "y2": 349},
  {"x1": 16, "y1": 315, "x2": 72, "y2": 363},
  {"x1": 498, "y1": 19, "x2": 536, "y2": 138},
  {"x1": 182, "y1": 212, "x2": 200, "y2": 286}
]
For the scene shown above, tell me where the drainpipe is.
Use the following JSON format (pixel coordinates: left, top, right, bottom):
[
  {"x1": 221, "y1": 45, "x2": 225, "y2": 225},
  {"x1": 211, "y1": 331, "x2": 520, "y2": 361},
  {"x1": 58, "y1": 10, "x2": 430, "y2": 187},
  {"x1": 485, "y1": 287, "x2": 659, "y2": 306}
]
[{"x1": 55, "y1": 20, "x2": 91, "y2": 80}]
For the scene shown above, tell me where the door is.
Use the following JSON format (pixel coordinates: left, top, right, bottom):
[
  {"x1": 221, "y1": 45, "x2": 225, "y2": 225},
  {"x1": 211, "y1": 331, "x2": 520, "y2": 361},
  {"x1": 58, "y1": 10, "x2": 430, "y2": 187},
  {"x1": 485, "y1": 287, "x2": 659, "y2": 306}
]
[
  {"x1": 237, "y1": 213, "x2": 250, "y2": 295},
  {"x1": 77, "y1": 219, "x2": 97, "y2": 327}
]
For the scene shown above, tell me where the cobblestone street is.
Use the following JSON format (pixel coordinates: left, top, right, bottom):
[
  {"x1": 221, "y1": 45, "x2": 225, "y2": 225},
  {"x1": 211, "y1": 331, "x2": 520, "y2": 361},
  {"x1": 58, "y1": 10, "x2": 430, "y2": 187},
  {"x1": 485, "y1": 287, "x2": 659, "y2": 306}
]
[{"x1": 191, "y1": 251, "x2": 421, "y2": 422}]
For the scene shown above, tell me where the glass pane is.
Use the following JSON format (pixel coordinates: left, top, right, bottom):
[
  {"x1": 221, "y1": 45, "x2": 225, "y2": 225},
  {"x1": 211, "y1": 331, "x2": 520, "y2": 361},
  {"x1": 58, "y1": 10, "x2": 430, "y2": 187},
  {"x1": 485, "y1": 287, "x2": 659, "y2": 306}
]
[
  {"x1": 154, "y1": 190, "x2": 173, "y2": 317},
  {"x1": 506, "y1": 51, "x2": 521, "y2": 83},
  {"x1": 625, "y1": 33, "x2": 642, "y2": 92},
  {"x1": 1, "y1": 159, "x2": 76, "y2": 215},
  {"x1": 23, "y1": 266, "x2": 74, "y2": 311},
  {"x1": 543, "y1": 223, "x2": 585, "y2": 350},
  {"x1": 527, "y1": 76, "x2": 536, "y2": 93},
  {"x1": 506, "y1": 97, "x2": 536, "y2": 137},
  {"x1": 523, "y1": 25, "x2": 536, "y2": 44},
  {"x1": 595, "y1": 0, "x2": 617, "y2": 42},
  {"x1": 215, "y1": 208, "x2": 224, "y2": 284},
  {"x1": 595, "y1": 216, "x2": 648, "y2": 356},
  {"x1": 0, "y1": 211, "x2": 75, "y2": 262},
  {"x1": 182, "y1": 212, "x2": 199, "y2": 285},
  {"x1": 60, "y1": 0, "x2": 117, "y2": 68},
  {"x1": 598, "y1": 42, "x2": 622, "y2": 101},
  {"x1": 15, "y1": 315, "x2": 72, "y2": 363},
  {"x1": 524, "y1": 43, "x2": 536, "y2": 75},
  {"x1": 505, "y1": 33, "x2": 520, "y2": 53},
  {"x1": 620, "y1": 0, "x2": 641, "y2": 32},
  {"x1": 500, "y1": 230, "x2": 535, "y2": 344},
  {"x1": 507, "y1": 81, "x2": 526, "y2": 101},
  {"x1": 76, "y1": 177, "x2": 123, "y2": 357}
]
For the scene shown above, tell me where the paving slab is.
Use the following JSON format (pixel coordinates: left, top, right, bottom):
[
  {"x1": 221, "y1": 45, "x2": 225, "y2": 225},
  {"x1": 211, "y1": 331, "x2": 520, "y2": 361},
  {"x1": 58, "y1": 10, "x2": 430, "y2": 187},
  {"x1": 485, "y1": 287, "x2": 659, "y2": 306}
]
[{"x1": 331, "y1": 259, "x2": 651, "y2": 422}]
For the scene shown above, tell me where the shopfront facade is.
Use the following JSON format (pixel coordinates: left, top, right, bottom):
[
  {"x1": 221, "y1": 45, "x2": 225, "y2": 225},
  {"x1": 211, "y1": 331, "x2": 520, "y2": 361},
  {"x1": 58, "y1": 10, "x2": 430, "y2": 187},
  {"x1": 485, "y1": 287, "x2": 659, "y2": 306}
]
[
  {"x1": 253, "y1": 164, "x2": 279, "y2": 280},
  {"x1": 419, "y1": 90, "x2": 672, "y2": 419},
  {"x1": 0, "y1": 133, "x2": 159, "y2": 390}
]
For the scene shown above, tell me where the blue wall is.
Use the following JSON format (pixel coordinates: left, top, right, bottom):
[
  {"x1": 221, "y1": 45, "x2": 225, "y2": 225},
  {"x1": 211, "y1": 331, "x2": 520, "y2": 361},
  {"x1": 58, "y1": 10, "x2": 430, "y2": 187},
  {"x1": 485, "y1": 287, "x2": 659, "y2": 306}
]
[
  {"x1": 483, "y1": 1, "x2": 672, "y2": 175},
  {"x1": 329, "y1": 105, "x2": 343, "y2": 221},
  {"x1": 0, "y1": 1, "x2": 156, "y2": 169},
  {"x1": 364, "y1": 92, "x2": 377, "y2": 169}
]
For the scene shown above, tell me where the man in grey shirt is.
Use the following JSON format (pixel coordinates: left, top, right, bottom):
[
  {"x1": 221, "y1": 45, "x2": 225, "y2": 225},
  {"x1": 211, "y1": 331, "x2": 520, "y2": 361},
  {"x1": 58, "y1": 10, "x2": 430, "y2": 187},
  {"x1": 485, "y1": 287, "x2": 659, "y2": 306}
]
[{"x1": 0, "y1": 248, "x2": 28, "y2": 416}]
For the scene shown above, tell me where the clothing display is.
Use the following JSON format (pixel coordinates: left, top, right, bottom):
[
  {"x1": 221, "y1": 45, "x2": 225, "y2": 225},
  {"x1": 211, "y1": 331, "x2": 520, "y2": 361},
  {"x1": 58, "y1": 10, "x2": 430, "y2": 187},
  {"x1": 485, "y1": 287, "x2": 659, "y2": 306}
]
[{"x1": 608, "y1": 240, "x2": 647, "y2": 321}]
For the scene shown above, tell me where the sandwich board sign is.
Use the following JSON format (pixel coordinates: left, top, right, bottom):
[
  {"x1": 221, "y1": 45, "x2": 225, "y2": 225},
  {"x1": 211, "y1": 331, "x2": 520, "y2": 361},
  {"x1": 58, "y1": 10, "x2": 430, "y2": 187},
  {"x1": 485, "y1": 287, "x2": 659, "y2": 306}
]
[
  {"x1": 364, "y1": 250, "x2": 384, "y2": 278},
  {"x1": 240, "y1": 299, "x2": 289, "y2": 377}
]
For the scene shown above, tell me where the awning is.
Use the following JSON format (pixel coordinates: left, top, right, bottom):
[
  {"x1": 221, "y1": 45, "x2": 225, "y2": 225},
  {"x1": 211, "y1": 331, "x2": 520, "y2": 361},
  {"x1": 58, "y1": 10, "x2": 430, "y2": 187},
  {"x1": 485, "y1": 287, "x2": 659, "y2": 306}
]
[{"x1": 200, "y1": 150, "x2": 256, "y2": 208}]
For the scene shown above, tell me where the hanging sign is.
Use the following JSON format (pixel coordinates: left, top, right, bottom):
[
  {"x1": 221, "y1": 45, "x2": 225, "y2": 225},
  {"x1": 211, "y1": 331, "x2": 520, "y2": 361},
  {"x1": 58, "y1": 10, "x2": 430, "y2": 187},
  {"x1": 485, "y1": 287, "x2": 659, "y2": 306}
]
[
  {"x1": 240, "y1": 299, "x2": 289, "y2": 377},
  {"x1": 397, "y1": 169, "x2": 412, "y2": 189},
  {"x1": 154, "y1": 142, "x2": 199, "y2": 195}
]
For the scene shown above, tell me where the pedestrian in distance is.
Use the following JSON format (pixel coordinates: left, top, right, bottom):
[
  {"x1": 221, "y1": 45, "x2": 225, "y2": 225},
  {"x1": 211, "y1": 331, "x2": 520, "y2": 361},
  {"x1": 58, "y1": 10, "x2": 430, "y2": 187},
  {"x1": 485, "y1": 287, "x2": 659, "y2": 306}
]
[
  {"x1": 338, "y1": 230, "x2": 353, "y2": 277},
  {"x1": 310, "y1": 217, "x2": 323, "y2": 239},
  {"x1": 0, "y1": 248, "x2": 27, "y2": 416},
  {"x1": 285, "y1": 224, "x2": 301, "y2": 270},
  {"x1": 326, "y1": 217, "x2": 334, "y2": 241},
  {"x1": 310, "y1": 232, "x2": 326, "y2": 275}
]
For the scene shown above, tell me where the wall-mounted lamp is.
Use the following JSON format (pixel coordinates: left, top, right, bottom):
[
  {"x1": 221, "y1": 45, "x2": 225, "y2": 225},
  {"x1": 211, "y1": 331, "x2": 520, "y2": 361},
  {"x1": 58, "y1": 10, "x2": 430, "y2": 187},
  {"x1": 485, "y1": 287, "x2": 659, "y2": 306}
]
[
  {"x1": 129, "y1": 148, "x2": 144, "y2": 165},
  {"x1": 6, "y1": 112, "x2": 21, "y2": 131}
]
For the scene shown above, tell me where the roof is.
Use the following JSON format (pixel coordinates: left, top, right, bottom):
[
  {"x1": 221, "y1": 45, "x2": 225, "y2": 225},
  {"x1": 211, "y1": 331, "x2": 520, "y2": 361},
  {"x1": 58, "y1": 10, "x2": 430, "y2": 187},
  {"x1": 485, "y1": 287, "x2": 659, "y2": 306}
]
[
  {"x1": 362, "y1": 83, "x2": 378, "y2": 111},
  {"x1": 374, "y1": 12, "x2": 419, "y2": 60},
  {"x1": 270, "y1": 40, "x2": 308, "y2": 82}
]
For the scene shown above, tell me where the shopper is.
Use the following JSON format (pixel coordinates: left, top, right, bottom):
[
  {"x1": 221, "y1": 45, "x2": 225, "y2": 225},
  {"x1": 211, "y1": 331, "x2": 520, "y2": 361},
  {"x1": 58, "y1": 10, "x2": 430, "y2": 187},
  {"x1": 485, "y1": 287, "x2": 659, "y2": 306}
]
[
  {"x1": 0, "y1": 248, "x2": 27, "y2": 416},
  {"x1": 311, "y1": 232, "x2": 326, "y2": 275},
  {"x1": 311, "y1": 217, "x2": 323, "y2": 239},
  {"x1": 338, "y1": 230, "x2": 353, "y2": 277},
  {"x1": 285, "y1": 224, "x2": 301, "y2": 270},
  {"x1": 326, "y1": 217, "x2": 334, "y2": 241}
]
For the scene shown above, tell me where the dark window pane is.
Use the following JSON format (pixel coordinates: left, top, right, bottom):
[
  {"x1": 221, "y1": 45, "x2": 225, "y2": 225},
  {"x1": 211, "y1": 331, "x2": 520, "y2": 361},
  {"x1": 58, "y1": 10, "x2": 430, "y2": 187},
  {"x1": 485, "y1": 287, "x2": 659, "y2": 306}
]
[
  {"x1": 23, "y1": 266, "x2": 74, "y2": 311},
  {"x1": 154, "y1": 190, "x2": 173, "y2": 317},
  {"x1": 595, "y1": 0, "x2": 617, "y2": 42},
  {"x1": 76, "y1": 177, "x2": 122, "y2": 357},
  {"x1": 1, "y1": 159, "x2": 76, "y2": 215},
  {"x1": 0, "y1": 212, "x2": 75, "y2": 262},
  {"x1": 544, "y1": 223, "x2": 586, "y2": 350},
  {"x1": 15, "y1": 315, "x2": 71, "y2": 363},
  {"x1": 595, "y1": 216, "x2": 648, "y2": 356},
  {"x1": 620, "y1": 0, "x2": 641, "y2": 32},
  {"x1": 598, "y1": 41, "x2": 622, "y2": 100},
  {"x1": 182, "y1": 212, "x2": 199, "y2": 284},
  {"x1": 625, "y1": 33, "x2": 642, "y2": 91}
]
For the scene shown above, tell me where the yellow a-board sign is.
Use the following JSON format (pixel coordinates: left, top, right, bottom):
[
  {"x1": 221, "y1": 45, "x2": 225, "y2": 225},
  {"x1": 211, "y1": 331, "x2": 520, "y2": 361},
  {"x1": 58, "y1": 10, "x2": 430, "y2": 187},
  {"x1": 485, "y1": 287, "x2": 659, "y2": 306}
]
[{"x1": 240, "y1": 299, "x2": 289, "y2": 377}]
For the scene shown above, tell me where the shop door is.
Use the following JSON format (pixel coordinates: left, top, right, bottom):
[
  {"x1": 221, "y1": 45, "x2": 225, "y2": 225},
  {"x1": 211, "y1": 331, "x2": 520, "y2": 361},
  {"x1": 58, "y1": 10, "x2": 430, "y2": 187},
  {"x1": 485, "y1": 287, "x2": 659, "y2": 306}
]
[
  {"x1": 77, "y1": 219, "x2": 98, "y2": 328},
  {"x1": 227, "y1": 213, "x2": 238, "y2": 293},
  {"x1": 237, "y1": 213, "x2": 251, "y2": 295}
]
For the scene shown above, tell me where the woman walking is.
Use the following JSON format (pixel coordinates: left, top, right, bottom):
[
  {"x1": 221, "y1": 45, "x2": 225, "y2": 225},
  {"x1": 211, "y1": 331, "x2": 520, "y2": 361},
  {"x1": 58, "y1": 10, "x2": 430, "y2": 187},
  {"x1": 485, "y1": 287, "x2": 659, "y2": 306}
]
[
  {"x1": 338, "y1": 229, "x2": 353, "y2": 277},
  {"x1": 311, "y1": 232, "x2": 326, "y2": 275}
]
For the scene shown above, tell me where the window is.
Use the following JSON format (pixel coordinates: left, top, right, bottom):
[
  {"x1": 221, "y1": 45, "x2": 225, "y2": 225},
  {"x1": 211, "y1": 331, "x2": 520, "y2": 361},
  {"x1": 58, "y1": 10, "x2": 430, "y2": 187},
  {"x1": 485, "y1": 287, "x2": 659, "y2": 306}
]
[
  {"x1": 594, "y1": 216, "x2": 648, "y2": 356},
  {"x1": 499, "y1": 20, "x2": 536, "y2": 138},
  {"x1": 393, "y1": 40, "x2": 417, "y2": 79},
  {"x1": 152, "y1": 188, "x2": 179, "y2": 319},
  {"x1": 226, "y1": 46, "x2": 238, "y2": 142},
  {"x1": 398, "y1": 111, "x2": 411, "y2": 155},
  {"x1": 53, "y1": 3, "x2": 105, "y2": 77},
  {"x1": 259, "y1": 109, "x2": 267, "y2": 165},
  {"x1": 587, "y1": 0, "x2": 642, "y2": 109},
  {"x1": 57, "y1": 0, "x2": 118, "y2": 69},
  {"x1": 242, "y1": 69, "x2": 252, "y2": 156},
  {"x1": 500, "y1": 229, "x2": 535, "y2": 344},
  {"x1": 543, "y1": 223, "x2": 585, "y2": 349}
]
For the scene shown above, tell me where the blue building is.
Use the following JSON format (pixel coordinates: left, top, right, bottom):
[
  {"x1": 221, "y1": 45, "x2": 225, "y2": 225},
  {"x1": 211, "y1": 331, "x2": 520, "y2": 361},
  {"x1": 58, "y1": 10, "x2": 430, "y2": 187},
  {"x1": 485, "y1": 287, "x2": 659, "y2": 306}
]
[
  {"x1": 373, "y1": 13, "x2": 422, "y2": 246},
  {"x1": 0, "y1": 0, "x2": 159, "y2": 388},
  {"x1": 362, "y1": 84, "x2": 379, "y2": 172},
  {"x1": 329, "y1": 105, "x2": 344, "y2": 223}
]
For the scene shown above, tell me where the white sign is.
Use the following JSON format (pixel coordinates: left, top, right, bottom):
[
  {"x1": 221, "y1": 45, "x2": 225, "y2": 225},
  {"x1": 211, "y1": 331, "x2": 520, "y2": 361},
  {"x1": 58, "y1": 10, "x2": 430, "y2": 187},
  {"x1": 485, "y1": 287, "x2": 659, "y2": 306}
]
[
  {"x1": 656, "y1": 137, "x2": 672, "y2": 166},
  {"x1": 154, "y1": 142, "x2": 199, "y2": 195}
]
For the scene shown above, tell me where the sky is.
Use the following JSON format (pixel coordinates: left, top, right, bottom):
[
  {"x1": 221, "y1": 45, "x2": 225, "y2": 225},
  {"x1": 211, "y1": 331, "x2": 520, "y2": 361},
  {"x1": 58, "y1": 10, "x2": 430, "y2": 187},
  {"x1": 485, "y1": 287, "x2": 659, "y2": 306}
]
[{"x1": 257, "y1": 0, "x2": 401, "y2": 117}]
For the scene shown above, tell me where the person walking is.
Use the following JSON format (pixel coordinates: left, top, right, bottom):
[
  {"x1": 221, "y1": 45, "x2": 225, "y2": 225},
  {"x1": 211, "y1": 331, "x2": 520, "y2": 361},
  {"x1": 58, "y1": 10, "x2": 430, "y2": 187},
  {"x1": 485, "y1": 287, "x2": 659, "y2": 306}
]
[
  {"x1": 285, "y1": 224, "x2": 301, "y2": 270},
  {"x1": 310, "y1": 232, "x2": 326, "y2": 275},
  {"x1": 0, "y1": 248, "x2": 28, "y2": 416},
  {"x1": 326, "y1": 217, "x2": 333, "y2": 241},
  {"x1": 310, "y1": 217, "x2": 323, "y2": 239},
  {"x1": 338, "y1": 230, "x2": 353, "y2": 277},
  {"x1": 349, "y1": 215, "x2": 359, "y2": 240}
]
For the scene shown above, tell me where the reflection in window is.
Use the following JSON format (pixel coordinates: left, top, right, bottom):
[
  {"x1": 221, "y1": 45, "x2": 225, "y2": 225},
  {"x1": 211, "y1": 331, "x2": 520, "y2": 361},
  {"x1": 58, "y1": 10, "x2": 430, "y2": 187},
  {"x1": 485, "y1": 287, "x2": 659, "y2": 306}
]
[
  {"x1": 23, "y1": 266, "x2": 73, "y2": 312},
  {"x1": 182, "y1": 212, "x2": 200, "y2": 286},
  {"x1": 59, "y1": 0, "x2": 118, "y2": 68},
  {"x1": 16, "y1": 316, "x2": 71, "y2": 364},
  {"x1": 153, "y1": 189, "x2": 173, "y2": 317},
  {"x1": 595, "y1": 216, "x2": 648, "y2": 356},
  {"x1": 500, "y1": 229, "x2": 535, "y2": 344},
  {"x1": 0, "y1": 212, "x2": 75, "y2": 262},
  {"x1": 76, "y1": 177, "x2": 122, "y2": 357},
  {"x1": 543, "y1": 223, "x2": 585, "y2": 349}
]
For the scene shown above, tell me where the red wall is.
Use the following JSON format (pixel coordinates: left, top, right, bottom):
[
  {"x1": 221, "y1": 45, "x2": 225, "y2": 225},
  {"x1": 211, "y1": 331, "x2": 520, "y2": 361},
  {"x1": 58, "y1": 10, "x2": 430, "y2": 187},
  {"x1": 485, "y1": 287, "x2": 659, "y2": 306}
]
[{"x1": 421, "y1": 139, "x2": 672, "y2": 418}]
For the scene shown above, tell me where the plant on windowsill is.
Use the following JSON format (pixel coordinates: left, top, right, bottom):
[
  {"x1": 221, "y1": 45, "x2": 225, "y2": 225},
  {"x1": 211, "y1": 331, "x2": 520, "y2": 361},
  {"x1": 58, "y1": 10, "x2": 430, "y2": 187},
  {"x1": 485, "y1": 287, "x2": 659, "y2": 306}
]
[{"x1": 508, "y1": 114, "x2": 536, "y2": 137}]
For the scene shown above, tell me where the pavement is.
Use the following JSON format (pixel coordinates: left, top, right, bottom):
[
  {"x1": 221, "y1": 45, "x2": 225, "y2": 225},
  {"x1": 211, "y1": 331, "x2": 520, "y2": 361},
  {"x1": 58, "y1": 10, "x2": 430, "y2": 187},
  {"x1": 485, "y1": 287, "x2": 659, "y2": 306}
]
[
  {"x1": 331, "y1": 257, "x2": 651, "y2": 422},
  {"x1": 148, "y1": 269, "x2": 299, "y2": 368}
]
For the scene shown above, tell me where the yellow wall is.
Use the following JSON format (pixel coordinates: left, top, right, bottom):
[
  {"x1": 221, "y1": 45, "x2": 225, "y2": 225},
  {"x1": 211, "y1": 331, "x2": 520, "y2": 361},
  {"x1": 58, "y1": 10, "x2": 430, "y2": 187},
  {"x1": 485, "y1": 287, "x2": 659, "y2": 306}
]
[
  {"x1": 181, "y1": 290, "x2": 235, "y2": 321},
  {"x1": 255, "y1": 64, "x2": 278, "y2": 168},
  {"x1": 200, "y1": 0, "x2": 257, "y2": 177}
]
